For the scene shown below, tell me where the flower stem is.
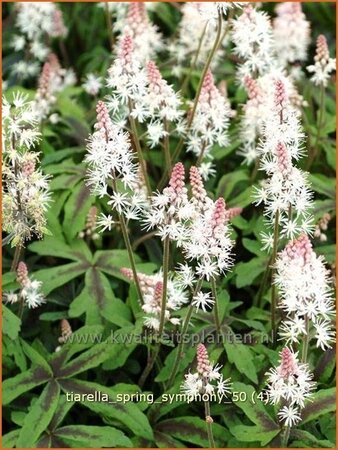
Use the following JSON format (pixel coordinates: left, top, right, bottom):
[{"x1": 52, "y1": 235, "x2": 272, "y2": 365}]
[
  {"x1": 271, "y1": 209, "x2": 280, "y2": 347},
  {"x1": 168, "y1": 278, "x2": 203, "y2": 387},
  {"x1": 210, "y1": 278, "x2": 221, "y2": 335},
  {"x1": 138, "y1": 235, "x2": 170, "y2": 388},
  {"x1": 128, "y1": 100, "x2": 152, "y2": 196},
  {"x1": 204, "y1": 401, "x2": 215, "y2": 448},
  {"x1": 158, "y1": 12, "x2": 223, "y2": 190},
  {"x1": 118, "y1": 211, "x2": 144, "y2": 305},
  {"x1": 180, "y1": 23, "x2": 207, "y2": 95},
  {"x1": 306, "y1": 84, "x2": 325, "y2": 170},
  {"x1": 11, "y1": 245, "x2": 22, "y2": 273},
  {"x1": 301, "y1": 315, "x2": 310, "y2": 363},
  {"x1": 104, "y1": 2, "x2": 114, "y2": 49},
  {"x1": 158, "y1": 236, "x2": 170, "y2": 337},
  {"x1": 163, "y1": 119, "x2": 172, "y2": 178},
  {"x1": 111, "y1": 178, "x2": 144, "y2": 305},
  {"x1": 281, "y1": 425, "x2": 291, "y2": 447}
]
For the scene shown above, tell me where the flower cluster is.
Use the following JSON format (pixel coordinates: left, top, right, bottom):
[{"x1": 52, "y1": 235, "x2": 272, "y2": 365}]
[
  {"x1": 181, "y1": 343, "x2": 232, "y2": 402},
  {"x1": 265, "y1": 347, "x2": 315, "y2": 427},
  {"x1": 273, "y1": 3, "x2": 311, "y2": 71},
  {"x1": 231, "y1": 4, "x2": 275, "y2": 82},
  {"x1": 145, "y1": 60, "x2": 183, "y2": 147},
  {"x1": 107, "y1": 33, "x2": 148, "y2": 119},
  {"x1": 121, "y1": 267, "x2": 188, "y2": 331},
  {"x1": 187, "y1": 70, "x2": 231, "y2": 169},
  {"x1": 275, "y1": 234, "x2": 335, "y2": 350},
  {"x1": 85, "y1": 101, "x2": 147, "y2": 225},
  {"x1": 11, "y1": 2, "x2": 67, "y2": 79},
  {"x1": 34, "y1": 53, "x2": 76, "y2": 122},
  {"x1": 253, "y1": 78, "x2": 313, "y2": 244},
  {"x1": 82, "y1": 73, "x2": 103, "y2": 97},
  {"x1": 121, "y1": 2, "x2": 162, "y2": 63},
  {"x1": 14, "y1": 261, "x2": 45, "y2": 309},
  {"x1": 307, "y1": 34, "x2": 336, "y2": 86},
  {"x1": 78, "y1": 206, "x2": 99, "y2": 241},
  {"x1": 2, "y1": 94, "x2": 51, "y2": 247},
  {"x1": 169, "y1": 3, "x2": 223, "y2": 76}
]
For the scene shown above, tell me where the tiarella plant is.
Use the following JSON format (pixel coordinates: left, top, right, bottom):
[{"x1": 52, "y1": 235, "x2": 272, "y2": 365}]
[{"x1": 2, "y1": 2, "x2": 336, "y2": 449}]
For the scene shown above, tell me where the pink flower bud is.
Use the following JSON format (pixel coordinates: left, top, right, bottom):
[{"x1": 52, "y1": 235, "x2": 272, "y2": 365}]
[
  {"x1": 190, "y1": 166, "x2": 207, "y2": 206},
  {"x1": 16, "y1": 261, "x2": 29, "y2": 287},
  {"x1": 285, "y1": 234, "x2": 312, "y2": 265},
  {"x1": 197, "y1": 343, "x2": 212, "y2": 377},
  {"x1": 279, "y1": 347, "x2": 297, "y2": 378}
]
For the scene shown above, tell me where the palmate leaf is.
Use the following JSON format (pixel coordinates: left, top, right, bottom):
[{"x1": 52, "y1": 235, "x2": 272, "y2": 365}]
[
  {"x1": 69, "y1": 268, "x2": 132, "y2": 326},
  {"x1": 16, "y1": 380, "x2": 60, "y2": 448},
  {"x1": 53, "y1": 425, "x2": 133, "y2": 448},
  {"x1": 156, "y1": 416, "x2": 231, "y2": 447},
  {"x1": 231, "y1": 382, "x2": 279, "y2": 431},
  {"x1": 3, "y1": 305, "x2": 21, "y2": 340},
  {"x1": 3, "y1": 367, "x2": 51, "y2": 405},
  {"x1": 229, "y1": 424, "x2": 280, "y2": 446},
  {"x1": 290, "y1": 429, "x2": 334, "y2": 448},
  {"x1": 224, "y1": 342, "x2": 258, "y2": 384},
  {"x1": 58, "y1": 378, "x2": 154, "y2": 441},
  {"x1": 301, "y1": 388, "x2": 336, "y2": 424},
  {"x1": 63, "y1": 182, "x2": 94, "y2": 240},
  {"x1": 34, "y1": 261, "x2": 90, "y2": 295}
]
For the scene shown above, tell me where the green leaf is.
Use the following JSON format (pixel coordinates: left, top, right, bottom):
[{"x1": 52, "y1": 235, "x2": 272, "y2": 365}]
[
  {"x1": 34, "y1": 261, "x2": 89, "y2": 295},
  {"x1": 3, "y1": 305, "x2": 21, "y2": 339},
  {"x1": 2, "y1": 430, "x2": 20, "y2": 448},
  {"x1": 156, "y1": 416, "x2": 231, "y2": 447},
  {"x1": 231, "y1": 382, "x2": 278, "y2": 430},
  {"x1": 54, "y1": 425, "x2": 133, "y2": 448},
  {"x1": 301, "y1": 388, "x2": 336, "y2": 424},
  {"x1": 58, "y1": 378, "x2": 154, "y2": 440},
  {"x1": 3, "y1": 367, "x2": 51, "y2": 405},
  {"x1": 212, "y1": 140, "x2": 241, "y2": 160},
  {"x1": 48, "y1": 395, "x2": 74, "y2": 431},
  {"x1": 79, "y1": 268, "x2": 132, "y2": 326},
  {"x1": 230, "y1": 424, "x2": 280, "y2": 446},
  {"x1": 216, "y1": 170, "x2": 249, "y2": 200},
  {"x1": 234, "y1": 257, "x2": 267, "y2": 288},
  {"x1": 56, "y1": 341, "x2": 114, "y2": 378},
  {"x1": 308, "y1": 173, "x2": 335, "y2": 198},
  {"x1": 93, "y1": 249, "x2": 142, "y2": 280},
  {"x1": 16, "y1": 381, "x2": 60, "y2": 448},
  {"x1": 42, "y1": 146, "x2": 84, "y2": 166},
  {"x1": 224, "y1": 343, "x2": 258, "y2": 384},
  {"x1": 242, "y1": 238, "x2": 265, "y2": 257},
  {"x1": 63, "y1": 182, "x2": 93, "y2": 240},
  {"x1": 290, "y1": 429, "x2": 334, "y2": 448},
  {"x1": 20, "y1": 339, "x2": 52, "y2": 373}
]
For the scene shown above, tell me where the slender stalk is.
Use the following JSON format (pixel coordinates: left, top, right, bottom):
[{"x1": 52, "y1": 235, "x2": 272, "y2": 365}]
[
  {"x1": 163, "y1": 119, "x2": 172, "y2": 178},
  {"x1": 138, "y1": 235, "x2": 170, "y2": 387},
  {"x1": 132, "y1": 230, "x2": 157, "y2": 251},
  {"x1": 128, "y1": 100, "x2": 152, "y2": 196},
  {"x1": 281, "y1": 425, "x2": 291, "y2": 448},
  {"x1": 306, "y1": 85, "x2": 325, "y2": 170},
  {"x1": 158, "y1": 236, "x2": 171, "y2": 337},
  {"x1": 210, "y1": 278, "x2": 221, "y2": 335},
  {"x1": 270, "y1": 209, "x2": 280, "y2": 346},
  {"x1": 254, "y1": 255, "x2": 272, "y2": 308},
  {"x1": 111, "y1": 178, "x2": 144, "y2": 304},
  {"x1": 250, "y1": 156, "x2": 260, "y2": 183},
  {"x1": 180, "y1": 23, "x2": 207, "y2": 95},
  {"x1": 301, "y1": 315, "x2": 310, "y2": 363},
  {"x1": 104, "y1": 2, "x2": 114, "y2": 49},
  {"x1": 158, "y1": 12, "x2": 223, "y2": 190},
  {"x1": 118, "y1": 211, "x2": 144, "y2": 305},
  {"x1": 168, "y1": 278, "x2": 203, "y2": 387},
  {"x1": 18, "y1": 294, "x2": 25, "y2": 320},
  {"x1": 204, "y1": 401, "x2": 215, "y2": 448},
  {"x1": 11, "y1": 245, "x2": 22, "y2": 273},
  {"x1": 196, "y1": 141, "x2": 207, "y2": 167}
]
